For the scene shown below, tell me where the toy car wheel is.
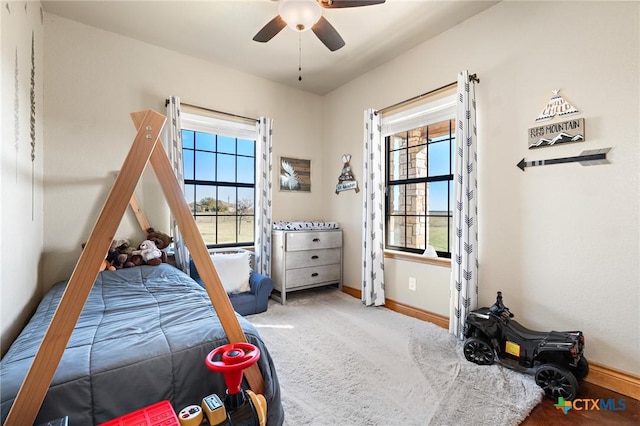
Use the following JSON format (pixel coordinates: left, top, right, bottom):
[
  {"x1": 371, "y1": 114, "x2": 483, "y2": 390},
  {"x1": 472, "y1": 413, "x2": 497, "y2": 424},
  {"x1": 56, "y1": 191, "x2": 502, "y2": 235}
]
[
  {"x1": 463, "y1": 337, "x2": 494, "y2": 365},
  {"x1": 535, "y1": 364, "x2": 579, "y2": 400},
  {"x1": 572, "y1": 357, "x2": 589, "y2": 381}
]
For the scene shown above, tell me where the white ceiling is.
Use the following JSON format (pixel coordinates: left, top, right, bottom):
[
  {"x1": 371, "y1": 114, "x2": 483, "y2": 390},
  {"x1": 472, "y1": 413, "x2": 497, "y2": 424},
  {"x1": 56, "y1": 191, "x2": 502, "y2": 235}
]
[{"x1": 41, "y1": 0, "x2": 498, "y2": 95}]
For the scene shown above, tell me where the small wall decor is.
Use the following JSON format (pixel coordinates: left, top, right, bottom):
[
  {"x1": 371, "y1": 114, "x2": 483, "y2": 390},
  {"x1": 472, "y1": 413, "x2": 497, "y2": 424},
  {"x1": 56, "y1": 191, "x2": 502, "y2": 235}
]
[
  {"x1": 529, "y1": 89, "x2": 585, "y2": 150},
  {"x1": 279, "y1": 157, "x2": 311, "y2": 192},
  {"x1": 528, "y1": 118, "x2": 585, "y2": 149},
  {"x1": 335, "y1": 154, "x2": 359, "y2": 194},
  {"x1": 535, "y1": 89, "x2": 579, "y2": 122},
  {"x1": 517, "y1": 148, "x2": 611, "y2": 171}
]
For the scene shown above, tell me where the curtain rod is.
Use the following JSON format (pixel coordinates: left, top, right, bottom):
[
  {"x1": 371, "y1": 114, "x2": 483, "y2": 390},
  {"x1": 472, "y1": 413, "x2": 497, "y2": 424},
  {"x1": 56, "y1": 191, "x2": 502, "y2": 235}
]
[
  {"x1": 164, "y1": 99, "x2": 258, "y2": 123},
  {"x1": 376, "y1": 73, "x2": 480, "y2": 116}
]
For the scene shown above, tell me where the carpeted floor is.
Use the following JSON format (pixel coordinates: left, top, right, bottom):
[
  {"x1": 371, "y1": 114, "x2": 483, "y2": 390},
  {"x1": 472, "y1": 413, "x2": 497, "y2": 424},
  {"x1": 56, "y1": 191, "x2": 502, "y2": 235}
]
[{"x1": 247, "y1": 287, "x2": 543, "y2": 426}]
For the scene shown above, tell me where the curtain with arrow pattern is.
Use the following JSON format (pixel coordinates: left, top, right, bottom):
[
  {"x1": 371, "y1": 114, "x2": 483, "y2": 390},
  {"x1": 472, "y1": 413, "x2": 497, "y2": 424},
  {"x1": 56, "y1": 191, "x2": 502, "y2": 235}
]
[
  {"x1": 254, "y1": 117, "x2": 273, "y2": 277},
  {"x1": 362, "y1": 109, "x2": 385, "y2": 306},
  {"x1": 449, "y1": 71, "x2": 479, "y2": 339}
]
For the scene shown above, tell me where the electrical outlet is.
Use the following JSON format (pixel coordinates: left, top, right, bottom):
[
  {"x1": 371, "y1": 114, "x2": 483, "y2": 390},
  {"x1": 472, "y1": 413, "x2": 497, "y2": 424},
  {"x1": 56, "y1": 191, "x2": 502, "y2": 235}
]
[{"x1": 408, "y1": 277, "x2": 416, "y2": 291}]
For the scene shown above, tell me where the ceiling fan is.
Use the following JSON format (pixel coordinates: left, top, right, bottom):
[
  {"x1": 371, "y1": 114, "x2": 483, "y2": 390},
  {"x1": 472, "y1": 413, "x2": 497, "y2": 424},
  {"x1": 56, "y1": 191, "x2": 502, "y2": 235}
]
[{"x1": 253, "y1": 0, "x2": 386, "y2": 52}]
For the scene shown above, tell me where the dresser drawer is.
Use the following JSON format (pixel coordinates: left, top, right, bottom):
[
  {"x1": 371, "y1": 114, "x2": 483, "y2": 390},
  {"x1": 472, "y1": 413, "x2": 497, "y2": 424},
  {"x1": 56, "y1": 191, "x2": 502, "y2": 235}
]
[
  {"x1": 285, "y1": 248, "x2": 341, "y2": 269},
  {"x1": 285, "y1": 264, "x2": 341, "y2": 289},
  {"x1": 285, "y1": 231, "x2": 342, "y2": 251}
]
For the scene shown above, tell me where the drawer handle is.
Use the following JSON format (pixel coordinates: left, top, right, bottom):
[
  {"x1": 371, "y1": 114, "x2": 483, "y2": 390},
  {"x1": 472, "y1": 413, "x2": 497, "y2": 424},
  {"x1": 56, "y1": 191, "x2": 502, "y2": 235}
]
[
  {"x1": 311, "y1": 255, "x2": 319, "y2": 259},
  {"x1": 312, "y1": 238, "x2": 320, "y2": 242},
  {"x1": 311, "y1": 272, "x2": 319, "y2": 277}
]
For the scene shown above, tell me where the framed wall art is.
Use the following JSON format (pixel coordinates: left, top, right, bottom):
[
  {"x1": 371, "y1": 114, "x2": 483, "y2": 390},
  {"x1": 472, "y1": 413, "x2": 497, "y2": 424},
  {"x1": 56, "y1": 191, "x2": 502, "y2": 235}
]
[{"x1": 279, "y1": 156, "x2": 311, "y2": 192}]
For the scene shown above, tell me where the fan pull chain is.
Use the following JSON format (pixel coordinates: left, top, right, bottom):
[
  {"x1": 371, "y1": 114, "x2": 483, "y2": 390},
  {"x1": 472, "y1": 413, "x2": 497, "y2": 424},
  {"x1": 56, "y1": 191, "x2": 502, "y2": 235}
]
[{"x1": 298, "y1": 32, "x2": 302, "y2": 82}]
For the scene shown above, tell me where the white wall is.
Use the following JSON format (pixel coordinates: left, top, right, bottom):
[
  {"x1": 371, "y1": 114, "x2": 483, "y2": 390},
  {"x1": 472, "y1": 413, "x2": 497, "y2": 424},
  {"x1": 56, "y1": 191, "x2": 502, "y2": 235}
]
[
  {"x1": 42, "y1": 14, "x2": 327, "y2": 287},
  {"x1": 323, "y1": 1, "x2": 639, "y2": 376},
  {"x1": 1, "y1": 1, "x2": 44, "y2": 355}
]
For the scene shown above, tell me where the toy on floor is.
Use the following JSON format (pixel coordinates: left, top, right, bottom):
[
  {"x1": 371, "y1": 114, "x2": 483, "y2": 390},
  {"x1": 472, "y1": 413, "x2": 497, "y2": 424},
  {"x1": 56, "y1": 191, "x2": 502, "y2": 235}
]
[
  {"x1": 463, "y1": 291, "x2": 589, "y2": 400},
  {"x1": 204, "y1": 342, "x2": 267, "y2": 426}
]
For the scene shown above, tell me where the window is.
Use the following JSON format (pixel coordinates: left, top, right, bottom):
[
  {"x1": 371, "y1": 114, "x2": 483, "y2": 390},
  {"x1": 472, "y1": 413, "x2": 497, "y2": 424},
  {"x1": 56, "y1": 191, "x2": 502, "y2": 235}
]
[
  {"x1": 382, "y1": 85, "x2": 456, "y2": 258},
  {"x1": 180, "y1": 111, "x2": 257, "y2": 247}
]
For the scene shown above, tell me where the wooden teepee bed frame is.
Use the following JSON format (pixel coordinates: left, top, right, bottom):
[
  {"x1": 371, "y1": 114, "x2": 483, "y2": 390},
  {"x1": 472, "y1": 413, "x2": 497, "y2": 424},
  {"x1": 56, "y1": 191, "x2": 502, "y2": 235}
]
[{"x1": 5, "y1": 110, "x2": 263, "y2": 425}]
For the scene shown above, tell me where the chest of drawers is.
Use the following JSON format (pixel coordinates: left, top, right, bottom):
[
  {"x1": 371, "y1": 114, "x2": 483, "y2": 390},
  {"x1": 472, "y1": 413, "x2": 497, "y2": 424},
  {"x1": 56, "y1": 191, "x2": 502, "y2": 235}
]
[{"x1": 271, "y1": 229, "x2": 343, "y2": 304}]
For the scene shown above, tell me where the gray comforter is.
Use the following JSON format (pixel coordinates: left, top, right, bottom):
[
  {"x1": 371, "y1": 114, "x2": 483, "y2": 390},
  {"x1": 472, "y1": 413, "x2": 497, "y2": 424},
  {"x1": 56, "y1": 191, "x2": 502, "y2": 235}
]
[{"x1": 0, "y1": 264, "x2": 283, "y2": 425}]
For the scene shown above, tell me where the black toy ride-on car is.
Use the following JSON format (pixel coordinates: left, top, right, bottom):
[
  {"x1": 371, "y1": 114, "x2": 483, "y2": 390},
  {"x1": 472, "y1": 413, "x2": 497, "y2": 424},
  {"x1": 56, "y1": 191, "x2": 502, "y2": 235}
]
[{"x1": 463, "y1": 292, "x2": 588, "y2": 400}]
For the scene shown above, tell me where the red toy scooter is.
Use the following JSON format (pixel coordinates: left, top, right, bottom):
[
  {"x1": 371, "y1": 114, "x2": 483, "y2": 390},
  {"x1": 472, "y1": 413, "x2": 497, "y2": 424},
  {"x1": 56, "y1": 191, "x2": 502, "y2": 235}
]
[{"x1": 203, "y1": 343, "x2": 267, "y2": 426}]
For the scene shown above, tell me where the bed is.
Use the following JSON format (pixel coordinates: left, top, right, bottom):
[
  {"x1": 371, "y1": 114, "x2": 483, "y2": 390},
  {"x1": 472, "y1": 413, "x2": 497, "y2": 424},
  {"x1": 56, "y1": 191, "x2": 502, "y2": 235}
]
[{"x1": 0, "y1": 264, "x2": 284, "y2": 425}]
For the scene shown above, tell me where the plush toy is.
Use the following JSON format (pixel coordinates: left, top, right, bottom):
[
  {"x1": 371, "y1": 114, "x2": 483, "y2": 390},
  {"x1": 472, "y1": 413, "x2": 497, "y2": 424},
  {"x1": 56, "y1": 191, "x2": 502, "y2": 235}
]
[
  {"x1": 84, "y1": 237, "x2": 161, "y2": 271},
  {"x1": 145, "y1": 228, "x2": 173, "y2": 263},
  {"x1": 112, "y1": 238, "x2": 135, "y2": 256},
  {"x1": 100, "y1": 259, "x2": 115, "y2": 272},
  {"x1": 106, "y1": 247, "x2": 126, "y2": 270},
  {"x1": 107, "y1": 238, "x2": 137, "y2": 269},
  {"x1": 126, "y1": 253, "x2": 144, "y2": 268},
  {"x1": 132, "y1": 239, "x2": 163, "y2": 266}
]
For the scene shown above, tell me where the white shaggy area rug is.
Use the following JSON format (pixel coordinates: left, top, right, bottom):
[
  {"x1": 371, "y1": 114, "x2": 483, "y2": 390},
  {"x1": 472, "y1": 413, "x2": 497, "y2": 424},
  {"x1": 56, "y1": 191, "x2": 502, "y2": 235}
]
[{"x1": 248, "y1": 287, "x2": 543, "y2": 426}]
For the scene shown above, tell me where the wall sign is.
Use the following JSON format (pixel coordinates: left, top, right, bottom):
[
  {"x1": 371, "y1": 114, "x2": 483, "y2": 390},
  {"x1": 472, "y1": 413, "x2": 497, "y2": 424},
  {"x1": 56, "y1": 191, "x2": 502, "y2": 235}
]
[
  {"x1": 535, "y1": 89, "x2": 579, "y2": 122},
  {"x1": 335, "y1": 154, "x2": 359, "y2": 194},
  {"x1": 528, "y1": 118, "x2": 585, "y2": 149}
]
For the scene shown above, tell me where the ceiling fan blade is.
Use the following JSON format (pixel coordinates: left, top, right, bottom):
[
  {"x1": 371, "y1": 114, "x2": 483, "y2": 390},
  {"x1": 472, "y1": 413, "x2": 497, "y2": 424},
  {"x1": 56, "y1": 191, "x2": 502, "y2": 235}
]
[
  {"x1": 312, "y1": 16, "x2": 345, "y2": 51},
  {"x1": 319, "y1": 0, "x2": 385, "y2": 9},
  {"x1": 253, "y1": 15, "x2": 287, "y2": 42}
]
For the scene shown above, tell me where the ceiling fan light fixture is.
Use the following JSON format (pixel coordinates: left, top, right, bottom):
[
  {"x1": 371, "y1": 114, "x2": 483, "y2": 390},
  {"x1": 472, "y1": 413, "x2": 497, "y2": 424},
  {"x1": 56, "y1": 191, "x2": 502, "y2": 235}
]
[{"x1": 278, "y1": 0, "x2": 322, "y2": 32}]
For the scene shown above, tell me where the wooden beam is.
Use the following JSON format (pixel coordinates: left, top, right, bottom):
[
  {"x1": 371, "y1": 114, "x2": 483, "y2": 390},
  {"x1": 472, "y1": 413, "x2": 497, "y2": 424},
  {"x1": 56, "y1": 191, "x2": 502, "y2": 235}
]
[
  {"x1": 129, "y1": 192, "x2": 151, "y2": 233},
  {"x1": 5, "y1": 110, "x2": 166, "y2": 426},
  {"x1": 130, "y1": 112, "x2": 264, "y2": 394}
]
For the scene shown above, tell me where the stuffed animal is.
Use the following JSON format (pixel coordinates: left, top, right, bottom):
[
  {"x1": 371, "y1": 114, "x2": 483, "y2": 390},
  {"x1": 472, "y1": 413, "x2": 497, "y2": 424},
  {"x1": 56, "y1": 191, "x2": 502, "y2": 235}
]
[
  {"x1": 108, "y1": 238, "x2": 136, "y2": 269},
  {"x1": 146, "y1": 228, "x2": 173, "y2": 263},
  {"x1": 132, "y1": 239, "x2": 163, "y2": 266},
  {"x1": 100, "y1": 259, "x2": 115, "y2": 272},
  {"x1": 126, "y1": 253, "x2": 144, "y2": 268},
  {"x1": 112, "y1": 238, "x2": 135, "y2": 256},
  {"x1": 146, "y1": 228, "x2": 172, "y2": 249},
  {"x1": 106, "y1": 247, "x2": 127, "y2": 270}
]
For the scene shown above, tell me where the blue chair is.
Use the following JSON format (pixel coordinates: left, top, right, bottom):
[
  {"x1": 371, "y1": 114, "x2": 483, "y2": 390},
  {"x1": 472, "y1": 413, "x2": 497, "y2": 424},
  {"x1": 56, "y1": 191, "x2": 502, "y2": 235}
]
[{"x1": 188, "y1": 252, "x2": 273, "y2": 316}]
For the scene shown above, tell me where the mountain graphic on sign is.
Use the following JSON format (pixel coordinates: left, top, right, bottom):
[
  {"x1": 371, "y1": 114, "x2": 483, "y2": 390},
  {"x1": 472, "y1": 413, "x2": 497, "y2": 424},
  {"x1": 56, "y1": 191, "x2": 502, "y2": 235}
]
[
  {"x1": 535, "y1": 89, "x2": 579, "y2": 122},
  {"x1": 529, "y1": 132, "x2": 584, "y2": 148}
]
